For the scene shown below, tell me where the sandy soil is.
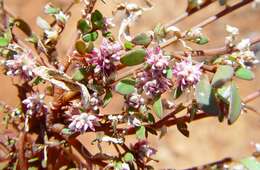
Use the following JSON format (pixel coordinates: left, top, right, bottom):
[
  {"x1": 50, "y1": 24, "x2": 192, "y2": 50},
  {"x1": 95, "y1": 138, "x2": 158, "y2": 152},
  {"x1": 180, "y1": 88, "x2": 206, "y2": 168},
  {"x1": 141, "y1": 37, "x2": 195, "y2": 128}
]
[{"x1": 1, "y1": 0, "x2": 260, "y2": 169}]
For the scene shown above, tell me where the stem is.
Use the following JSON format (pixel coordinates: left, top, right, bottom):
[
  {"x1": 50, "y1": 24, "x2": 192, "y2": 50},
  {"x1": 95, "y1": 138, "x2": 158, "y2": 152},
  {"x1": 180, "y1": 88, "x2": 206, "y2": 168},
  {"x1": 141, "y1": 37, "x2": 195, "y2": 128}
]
[
  {"x1": 17, "y1": 132, "x2": 28, "y2": 170},
  {"x1": 164, "y1": 0, "x2": 217, "y2": 28},
  {"x1": 160, "y1": 0, "x2": 254, "y2": 48},
  {"x1": 114, "y1": 88, "x2": 260, "y2": 136}
]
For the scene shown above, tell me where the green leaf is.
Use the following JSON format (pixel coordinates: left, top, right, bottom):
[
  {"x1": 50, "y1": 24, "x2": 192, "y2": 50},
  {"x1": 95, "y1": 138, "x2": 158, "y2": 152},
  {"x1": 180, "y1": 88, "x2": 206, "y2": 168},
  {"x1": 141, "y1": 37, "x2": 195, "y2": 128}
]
[
  {"x1": 166, "y1": 67, "x2": 173, "y2": 79},
  {"x1": 103, "y1": 90, "x2": 112, "y2": 107},
  {"x1": 124, "y1": 41, "x2": 134, "y2": 50},
  {"x1": 228, "y1": 83, "x2": 242, "y2": 124},
  {"x1": 186, "y1": 0, "x2": 202, "y2": 12},
  {"x1": 195, "y1": 75, "x2": 220, "y2": 115},
  {"x1": 131, "y1": 33, "x2": 152, "y2": 47},
  {"x1": 0, "y1": 37, "x2": 9, "y2": 47},
  {"x1": 123, "y1": 152, "x2": 134, "y2": 162},
  {"x1": 196, "y1": 36, "x2": 208, "y2": 45},
  {"x1": 172, "y1": 86, "x2": 182, "y2": 99},
  {"x1": 219, "y1": 0, "x2": 228, "y2": 6},
  {"x1": 120, "y1": 48, "x2": 146, "y2": 66},
  {"x1": 75, "y1": 40, "x2": 86, "y2": 54},
  {"x1": 82, "y1": 31, "x2": 98, "y2": 42},
  {"x1": 91, "y1": 10, "x2": 104, "y2": 29},
  {"x1": 217, "y1": 84, "x2": 231, "y2": 103},
  {"x1": 77, "y1": 19, "x2": 91, "y2": 34},
  {"x1": 45, "y1": 6, "x2": 59, "y2": 14},
  {"x1": 147, "y1": 113, "x2": 155, "y2": 124},
  {"x1": 115, "y1": 79, "x2": 136, "y2": 95},
  {"x1": 72, "y1": 68, "x2": 86, "y2": 81},
  {"x1": 61, "y1": 128, "x2": 73, "y2": 135},
  {"x1": 211, "y1": 65, "x2": 234, "y2": 88},
  {"x1": 153, "y1": 96, "x2": 163, "y2": 118},
  {"x1": 177, "y1": 122, "x2": 189, "y2": 137},
  {"x1": 14, "y1": 19, "x2": 32, "y2": 36},
  {"x1": 32, "y1": 76, "x2": 44, "y2": 86},
  {"x1": 235, "y1": 67, "x2": 254, "y2": 80},
  {"x1": 154, "y1": 23, "x2": 166, "y2": 42},
  {"x1": 136, "y1": 126, "x2": 146, "y2": 139},
  {"x1": 240, "y1": 157, "x2": 260, "y2": 170}
]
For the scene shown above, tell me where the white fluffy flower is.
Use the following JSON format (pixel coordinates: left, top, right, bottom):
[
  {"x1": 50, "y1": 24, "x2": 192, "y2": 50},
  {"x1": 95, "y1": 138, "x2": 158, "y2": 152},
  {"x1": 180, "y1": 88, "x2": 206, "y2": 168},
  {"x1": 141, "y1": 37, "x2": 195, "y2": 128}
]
[
  {"x1": 4, "y1": 51, "x2": 36, "y2": 80},
  {"x1": 68, "y1": 113, "x2": 99, "y2": 132},
  {"x1": 226, "y1": 25, "x2": 239, "y2": 36},
  {"x1": 22, "y1": 93, "x2": 48, "y2": 116},
  {"x1": 236, "y1": 38, "x2": 251, "y2": 51},
  {"x1": 54, "y1": 11, "x2": 69, "y2": 24}
]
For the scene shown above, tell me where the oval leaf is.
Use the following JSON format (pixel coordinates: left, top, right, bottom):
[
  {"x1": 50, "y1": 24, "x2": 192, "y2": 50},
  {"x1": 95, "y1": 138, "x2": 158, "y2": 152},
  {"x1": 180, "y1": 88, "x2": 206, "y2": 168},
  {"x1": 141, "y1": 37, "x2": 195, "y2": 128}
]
[
  {"x1": 120, "y1": 48, "x2": 146, "y2": 66},
  {"x1": 77, "y1": 19, "x2": 91, "y2": 34},
  {"x1": 123, "y1": 152, "x2": 135, "y2": 162},
  {"x1": 153, "y1": 96, "x2": 163, "y2": 118},
  {"x1": 91, "y1": 10, "x2": 104, "y2": 29},
  {"x1": 228, "y1": 83, "x2": 242, "y2": 124},
  {"x1": 211, "y1": 65, "x2": 234, "y2": 88},
  {"x1": 72, "y1": 68, "x2": 86, "y2": 81},
  {"x1": 235, "y1": 67, "x2": 254, "y2": 80},
  {"x1": 103, "y1": 90, "x2": 112, "y2": 107},
  {"x1": 14, "y1": 19, "x2": 32, "y2": 36},
  {"x1": 82, "y1": 31, "x2": 98, "y2": 42},
  {"x1": 195, "y1": 75, "x2": 220, "y2": 115},
  {"x1": 0, "y1": 37, "x2": 9, "y2": 47},
  {"x1": 132, "y1": 33, "x2": 152, "y2": 47},
  {"x1": 240, "y1": 157, "x2": 260, "y2": 170},
  {"x1": 75, "y1": 40, "x2": 86, "y2": 54},
  {"x1": 115, "y1": 79, "x2": 136, "y2": 95},
  {"x1": 136, "y1": 126, "x2": 146, "y2": 139}
]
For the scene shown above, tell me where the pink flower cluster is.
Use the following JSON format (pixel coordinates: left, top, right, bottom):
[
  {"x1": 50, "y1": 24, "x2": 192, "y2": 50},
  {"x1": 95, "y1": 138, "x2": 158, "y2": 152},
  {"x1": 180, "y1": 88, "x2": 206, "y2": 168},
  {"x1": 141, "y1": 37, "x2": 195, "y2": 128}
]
[
  {"x1": 68, "y1": 113, "x2": 99, "y2": 132},
  {"x1": 89, "y1": 38, "x2": 122, "y2": 77},
  {"x1": 22, "y1": 93, "x2": 48, "y2": 116},
  {"x1": 136, "y1": 47, "x2": 172, "y2": 97},
  {"x1": 125, "y1": 93, "x2": 145, "y2": 109},
  {"x1": 173, "y1": 59, "x2": 203, "y2": 89},
  {"x1": 4, "y1": 50, "x2": 36, "y2": 80},
  {"x1": 146, "y1": 47, "x2": 170, "y2": 72},
  {"x1": 131, "y1": 140, "x2": 157, "y2": 159}
]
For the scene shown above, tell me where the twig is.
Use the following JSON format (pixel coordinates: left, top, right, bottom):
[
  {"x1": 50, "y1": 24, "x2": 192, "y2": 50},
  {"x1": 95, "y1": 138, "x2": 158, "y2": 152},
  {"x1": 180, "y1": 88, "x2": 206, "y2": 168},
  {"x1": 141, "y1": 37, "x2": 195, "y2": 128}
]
[
  {"x1": 17, "y1": 132, "x2": 28, "y2": 170},
  {"x1": 164, "y1": 0, "x2": 217, "y2": 28},
  {"x1": 160, "y1": 0, "x2": 254, "y2": 48}
]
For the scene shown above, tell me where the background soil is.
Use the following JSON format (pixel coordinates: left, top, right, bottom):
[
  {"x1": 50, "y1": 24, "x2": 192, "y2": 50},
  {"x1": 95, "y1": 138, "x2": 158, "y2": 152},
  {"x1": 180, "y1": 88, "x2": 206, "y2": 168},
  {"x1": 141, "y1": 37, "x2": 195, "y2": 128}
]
[{"x1": 1, "y1": 0, "x2": 260, "y2": 169}]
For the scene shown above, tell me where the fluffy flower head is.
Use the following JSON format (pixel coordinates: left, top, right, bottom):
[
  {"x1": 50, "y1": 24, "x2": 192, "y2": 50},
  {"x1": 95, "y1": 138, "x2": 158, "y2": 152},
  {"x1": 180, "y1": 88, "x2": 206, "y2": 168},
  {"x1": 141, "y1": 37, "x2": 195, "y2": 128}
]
[{"x1": 69, "y1": 113, "x2": 99, "y2": 132}]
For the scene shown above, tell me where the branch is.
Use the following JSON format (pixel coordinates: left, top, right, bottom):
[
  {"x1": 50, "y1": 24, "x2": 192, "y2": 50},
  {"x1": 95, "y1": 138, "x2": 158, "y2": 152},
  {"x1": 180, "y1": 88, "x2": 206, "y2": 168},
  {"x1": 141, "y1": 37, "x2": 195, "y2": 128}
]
[
  {"x1": 114, "y1": 88, "x2": 260, "y2": 136},
  {"x1": 164, "y1": 0, "x2": 217, "y2": 28},
  {"x1": 160, "y1": 0, "x2": 254, "y2": 48},
  {"x1": 17, "y1": 132, "x2": 28, "y2": 170}
]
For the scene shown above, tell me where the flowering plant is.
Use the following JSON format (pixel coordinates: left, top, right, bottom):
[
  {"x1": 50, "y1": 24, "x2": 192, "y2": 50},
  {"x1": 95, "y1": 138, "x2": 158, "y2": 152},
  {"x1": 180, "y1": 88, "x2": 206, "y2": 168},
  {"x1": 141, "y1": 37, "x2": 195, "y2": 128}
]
[{"x1": 0, "y1": 0, "x2": 260, "y2": 169}]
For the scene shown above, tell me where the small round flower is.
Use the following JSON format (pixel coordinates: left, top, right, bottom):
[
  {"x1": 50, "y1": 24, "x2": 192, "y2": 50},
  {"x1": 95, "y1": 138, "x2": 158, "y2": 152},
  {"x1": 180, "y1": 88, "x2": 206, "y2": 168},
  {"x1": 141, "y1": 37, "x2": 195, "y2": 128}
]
[
  {"x1": 226, "y1": 25, "x2": 239, "y2": 36},
  {"x1": 22, "y1": 93, "x2": 48, "y2": 116},
  {"x1": 131, "y1": 140, "x2": 157, "y2": 159},
  {"x1": 68, "y1": 113, "x2": 99, "y2": 132},
  {"x1": 89, "y1": 92, "x2": 101, "y2": 111},
  {"x1": 173, "y1": 59, "x2": 203, "y2": 89},
  {"x1": 103, "y1": 17, "x2": 115, "y2": 33},
  {"x1": 143, "y1": 80, "x2": 160, "y2": 96},
  {"x1": 143, "y1": 78, "x2": 171, "y2": 97},
  {"x1": 126, "y1": 93, "x2": 144, "y2": 109},
  {"x1": 90, "y1": 38, "x2": 122, "y2": 77},
  {"x1": 146, "y1": 47, "x2": 170, "y2": 72},
  {"x1": 236, "y1": 38, "x2": 251, "y2": 51},
  {"x1": 185, "y1": 27, "x2": 203, "y2": 40},
  {"x1": 4, "y1": 51, "x2": 36, "y2": 80}
]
